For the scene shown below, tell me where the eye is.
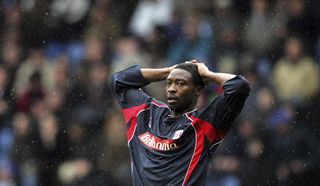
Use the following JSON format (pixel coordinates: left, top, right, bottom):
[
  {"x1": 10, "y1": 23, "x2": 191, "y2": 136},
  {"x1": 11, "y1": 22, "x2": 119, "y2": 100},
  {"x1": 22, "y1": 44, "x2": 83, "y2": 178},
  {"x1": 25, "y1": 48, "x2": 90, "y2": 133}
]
[
  {"x1": 166, "y1": 81, "x2": 172, "y2": 86},
  {"x1": 176, "y1": 81, "x2": 185, "y2": 86}
]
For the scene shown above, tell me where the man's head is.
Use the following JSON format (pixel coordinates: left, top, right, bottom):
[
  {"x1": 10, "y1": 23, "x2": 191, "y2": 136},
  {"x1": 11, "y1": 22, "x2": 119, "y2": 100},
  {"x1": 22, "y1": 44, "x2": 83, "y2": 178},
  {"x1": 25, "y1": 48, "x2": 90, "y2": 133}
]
[{"x1": 166, "y1": 63, "x2": 204, "y2": 114}]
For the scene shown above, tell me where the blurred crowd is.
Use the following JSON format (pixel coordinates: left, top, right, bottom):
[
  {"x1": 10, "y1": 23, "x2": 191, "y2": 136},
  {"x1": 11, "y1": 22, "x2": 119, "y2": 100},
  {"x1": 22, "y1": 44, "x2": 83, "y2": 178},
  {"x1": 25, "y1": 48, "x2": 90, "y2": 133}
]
[{"x1": 0, "y1": 0, "x2": 320, "y2": 185}]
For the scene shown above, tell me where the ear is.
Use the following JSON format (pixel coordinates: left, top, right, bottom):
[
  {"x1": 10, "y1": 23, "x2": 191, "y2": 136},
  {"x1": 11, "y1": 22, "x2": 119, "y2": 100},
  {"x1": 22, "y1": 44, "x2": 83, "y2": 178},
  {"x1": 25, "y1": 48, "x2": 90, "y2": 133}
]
[{"x1": 194, "y1": 86, "x2": 202, "y2": 96}]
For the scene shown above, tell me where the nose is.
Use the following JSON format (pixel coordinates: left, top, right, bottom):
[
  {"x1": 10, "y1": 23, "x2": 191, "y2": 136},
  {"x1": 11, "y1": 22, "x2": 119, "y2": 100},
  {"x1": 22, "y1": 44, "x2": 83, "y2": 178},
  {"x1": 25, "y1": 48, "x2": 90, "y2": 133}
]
[{"x1": 167, "y1": 84, "x2": 176, "y2": 93}]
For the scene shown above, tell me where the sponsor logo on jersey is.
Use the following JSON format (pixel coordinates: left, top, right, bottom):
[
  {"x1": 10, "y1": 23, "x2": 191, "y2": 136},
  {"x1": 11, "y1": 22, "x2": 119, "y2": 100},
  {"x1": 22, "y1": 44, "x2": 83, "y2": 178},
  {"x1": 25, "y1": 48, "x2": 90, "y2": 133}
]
[{"x1": 138, "y1": 132, "x2": 179, "y2": 151}]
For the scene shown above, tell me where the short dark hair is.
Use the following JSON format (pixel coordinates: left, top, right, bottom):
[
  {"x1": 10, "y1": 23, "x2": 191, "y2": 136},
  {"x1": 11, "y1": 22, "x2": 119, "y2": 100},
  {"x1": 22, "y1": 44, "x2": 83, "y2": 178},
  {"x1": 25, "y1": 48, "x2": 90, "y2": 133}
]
[{"x1": 174, "y1": 63, "x2": 204, "y2": 87}]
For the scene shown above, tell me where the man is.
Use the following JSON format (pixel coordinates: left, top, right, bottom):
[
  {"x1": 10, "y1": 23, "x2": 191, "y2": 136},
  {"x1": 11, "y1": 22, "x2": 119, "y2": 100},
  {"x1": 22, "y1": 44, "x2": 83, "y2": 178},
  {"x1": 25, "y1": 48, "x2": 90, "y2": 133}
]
[{"x1": 111, "y1": 60, "x2": 250, "y2": 186}]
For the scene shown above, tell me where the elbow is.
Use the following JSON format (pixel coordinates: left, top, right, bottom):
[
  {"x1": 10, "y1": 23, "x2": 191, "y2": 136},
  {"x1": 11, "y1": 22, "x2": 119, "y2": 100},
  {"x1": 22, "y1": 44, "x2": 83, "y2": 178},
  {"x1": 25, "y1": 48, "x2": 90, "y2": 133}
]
[
  {"x1": 110, "y1": 74, "x2": 116, "y2": 89},
  {"x1": 110, "y1": 73, "x2": 120, "y2": 94},
  {"x1": 223, "y1": 75, "x2": 250, "y2": 96},
  {"x1": 239, "y1": 76, "x2": 250, "y2": 95},
  {"x1": 110, "y1": 73, "x2": 125, "y2": 102}
]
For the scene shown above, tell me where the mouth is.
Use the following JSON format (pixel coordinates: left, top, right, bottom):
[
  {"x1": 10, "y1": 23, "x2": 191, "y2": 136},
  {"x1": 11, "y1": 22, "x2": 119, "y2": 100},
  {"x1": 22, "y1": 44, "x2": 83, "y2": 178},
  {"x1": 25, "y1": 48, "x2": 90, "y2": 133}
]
[{"x1": 167, "y1": 96, "x2": 178, "y2": 104}]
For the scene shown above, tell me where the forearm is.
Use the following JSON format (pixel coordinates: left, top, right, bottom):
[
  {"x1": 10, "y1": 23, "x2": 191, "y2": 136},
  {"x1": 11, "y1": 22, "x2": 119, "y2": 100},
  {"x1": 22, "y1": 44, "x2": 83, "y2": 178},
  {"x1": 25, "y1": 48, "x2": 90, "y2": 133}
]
[
  {"x1": 141, "y1": 68, "x2": 172, "y2": 82},
  {"x1": 188, "y1": 61, "x2": 236, "y2": 87},
  {"x1": 204, "y1": 71, "x2": 236, "y2": 87},
  {"x1": 111, "y1": 65, "x2": 150, "y2": 92}
]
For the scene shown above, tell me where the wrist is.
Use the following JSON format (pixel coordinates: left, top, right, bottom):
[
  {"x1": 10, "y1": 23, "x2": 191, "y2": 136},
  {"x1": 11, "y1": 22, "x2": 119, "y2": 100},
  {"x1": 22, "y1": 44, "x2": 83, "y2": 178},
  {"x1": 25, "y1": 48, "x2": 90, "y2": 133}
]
[
  {"x1": 167, "y1": 66, "x2": 175, "y2": 73},
  {"x1": 202, "y1": 71, "x2": 213, "y2": 79},
  {"x1": 165, "y1": 66, "x2": 174, "y2": 77},
  {"x1": 165, "y1": 67, "x2": 172, "y2": 73}
]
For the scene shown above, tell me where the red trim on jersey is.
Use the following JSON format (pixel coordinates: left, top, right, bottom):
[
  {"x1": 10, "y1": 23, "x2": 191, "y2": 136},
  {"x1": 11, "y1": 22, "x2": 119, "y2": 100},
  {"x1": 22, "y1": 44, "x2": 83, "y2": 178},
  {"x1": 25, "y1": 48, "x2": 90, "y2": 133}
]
[
  {"x1": 122, "y1": 104, "x2": 149, "y2": 141},
  {"x1": 183, "y1": 119, "x2": 204, "y2": 186},
  {"x1": 189, "y1": 115, "x2": 225, "y2": 143},
  {"x1": 127, "y1": 116, "x2": 138, "y2": 141},
  {"x1": 183, "y1": 114, "x2": 225, "y2": 185},
  {"x1": 151, "y1": 101, "x2": 168, "y2": 108},
  {"x1": 121, "y1": 104, "x2": 148, "y2": 123}
]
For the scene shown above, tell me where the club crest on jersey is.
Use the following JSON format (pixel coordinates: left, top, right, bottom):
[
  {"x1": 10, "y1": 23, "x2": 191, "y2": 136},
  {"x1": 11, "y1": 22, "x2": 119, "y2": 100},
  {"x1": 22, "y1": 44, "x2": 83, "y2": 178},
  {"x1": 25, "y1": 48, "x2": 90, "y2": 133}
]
[
  {"x1": 138, "y1": 132, "x2": 179, "y2": 151},
  {"x1": 172, "y1": 129, "x2": 184, "y2": 139}
]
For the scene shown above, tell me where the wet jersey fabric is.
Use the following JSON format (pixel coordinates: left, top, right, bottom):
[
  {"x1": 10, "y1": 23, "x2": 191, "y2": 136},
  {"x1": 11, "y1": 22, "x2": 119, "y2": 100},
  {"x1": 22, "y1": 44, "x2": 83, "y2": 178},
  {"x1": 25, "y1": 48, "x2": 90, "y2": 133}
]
[{"x1": 111, "y1": 65, "x2": 250, "y2": 186}]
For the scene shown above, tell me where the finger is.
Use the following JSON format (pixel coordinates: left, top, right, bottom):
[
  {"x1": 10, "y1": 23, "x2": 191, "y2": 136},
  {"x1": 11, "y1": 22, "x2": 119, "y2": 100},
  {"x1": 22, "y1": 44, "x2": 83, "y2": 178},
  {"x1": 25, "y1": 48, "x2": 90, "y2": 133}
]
[
  {"x1": 190, "y1": 60, "x2": 197, "y2": 63},
  {"x1": 185, "y1": 60, "x2": 197, "y2": 63}
]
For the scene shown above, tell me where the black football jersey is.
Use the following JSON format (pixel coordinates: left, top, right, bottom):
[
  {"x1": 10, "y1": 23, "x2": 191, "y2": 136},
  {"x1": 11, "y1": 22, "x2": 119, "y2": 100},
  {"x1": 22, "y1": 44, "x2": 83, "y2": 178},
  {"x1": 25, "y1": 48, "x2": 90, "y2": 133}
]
[{"x1": 111, "y1": 65, "x2": 250, "y2": 186}]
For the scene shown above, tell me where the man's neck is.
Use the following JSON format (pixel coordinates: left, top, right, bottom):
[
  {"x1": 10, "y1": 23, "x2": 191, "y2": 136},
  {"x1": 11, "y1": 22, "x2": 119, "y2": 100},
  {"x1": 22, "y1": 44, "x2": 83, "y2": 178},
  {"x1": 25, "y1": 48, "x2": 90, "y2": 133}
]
[
  {"x1": 170, "y1": 112, "x2": 183, "y2": 118},
  {"x1": 170, "y1": 107, "x2": 196, "y2": 118}
]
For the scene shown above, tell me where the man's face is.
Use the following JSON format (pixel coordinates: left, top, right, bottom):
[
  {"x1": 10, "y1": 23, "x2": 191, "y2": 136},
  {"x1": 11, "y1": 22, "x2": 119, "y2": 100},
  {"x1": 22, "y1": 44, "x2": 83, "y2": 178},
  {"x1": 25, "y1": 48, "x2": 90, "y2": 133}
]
[{"x1": 166, "y1": 69, "x2": 198, "y2": 112}]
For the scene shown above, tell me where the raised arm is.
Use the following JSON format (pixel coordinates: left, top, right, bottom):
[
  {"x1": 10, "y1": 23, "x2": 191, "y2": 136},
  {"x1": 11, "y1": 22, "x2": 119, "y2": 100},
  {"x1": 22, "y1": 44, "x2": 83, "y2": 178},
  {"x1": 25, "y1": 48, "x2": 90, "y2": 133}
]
[
  {"x1": 189, "y1": 60, "x2": 250, "y2": 133},
  {"x1": 188, "y1": 60, "x2": 236, "y2": 86},
  {"x1": 111, "y1": 65, "x2": 151, "y2": 109},
  {"x1": 140, "y1": 65, "x2": 176, "y2": 82},
  {"x1": 111, "y1": 64, "x2": 177, "y2": 108},
  {"x1": 111, "y1": 64, "x2": 176, "y2": 124}
]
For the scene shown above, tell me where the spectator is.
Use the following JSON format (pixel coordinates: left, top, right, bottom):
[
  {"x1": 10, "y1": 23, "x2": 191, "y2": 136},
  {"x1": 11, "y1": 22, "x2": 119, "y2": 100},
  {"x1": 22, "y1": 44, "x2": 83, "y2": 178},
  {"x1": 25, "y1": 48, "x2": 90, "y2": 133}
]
[
  {"x1": 75, "y1": 62, "x2": 113, "y2": 135},
  {"x1": 37, "y1": 113, "x2": 66, "y2": 186},
  {"x1": 0, "y1": 42, "x2": 22, "y2": 84},
  {"x1": 84, "y1": 1, "x2": 121, "y2": 43},
  {"x1": 272, "y1": 37, "x2": 320, "y2": 106},
  {"x1": 98, "y1": 110, "x2": 131, "y2": 186},
  {"x1": 129, "y1": 0, "x2": 174, "y2": 40},
  {"x1": 206, "y1": 129, "x2": 244, "y2": 186},
  {"x1": 0, "y1": 67, "x2": 11, "y2": 128},
  {"x1": 10, "y1": 112, "x2": 40, "y2": 186},
  {"x1": 212, "y1": 0, "x2": 243, "y2": 72},
  {"x1": 285, "y1": 0, "x2": 318, "y2": 54},
  {"x1": 268, "y1": 105, "x2": 319, "y2": 185},
  {"x1": 0, "y1": 42, "x2": 23, "y2": 113},
  {"x1": 13, "y1": 48, "x2": 54, "y2": 98},
  {"x1": 111, "y1": 36, "x2": 149, "y2": 74},
  {"x1": 242, "y1": 0, "x2": 277, "y2": 57},
  {"x1": 64, "y1": 38, "x2": 110, "y2": 131},
  {"x1": 15, "y1": 71, "x2": 45, "y2": 113},
  {"x1": 166, "y1": 11, "x2": 214, "y2": 66}
]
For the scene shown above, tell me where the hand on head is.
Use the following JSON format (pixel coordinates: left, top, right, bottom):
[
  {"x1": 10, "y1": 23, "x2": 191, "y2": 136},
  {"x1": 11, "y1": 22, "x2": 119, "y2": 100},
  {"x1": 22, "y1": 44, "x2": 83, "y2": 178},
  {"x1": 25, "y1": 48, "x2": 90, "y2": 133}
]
[{"x1": 185, "y1": 60, "x2": 210, "y2": 84}]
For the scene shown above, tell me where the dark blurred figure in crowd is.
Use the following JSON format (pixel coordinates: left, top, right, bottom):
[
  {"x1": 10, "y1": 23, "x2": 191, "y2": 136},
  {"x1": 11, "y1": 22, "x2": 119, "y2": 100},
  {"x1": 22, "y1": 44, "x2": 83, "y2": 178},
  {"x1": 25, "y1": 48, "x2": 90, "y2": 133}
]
[
  {"x1": 213, "y1": 1, "x2": 242, "y2": 69},
  {"x1": 284, "y1": 0, "x2": 318, "y2": 55},
  {"x1": 98, "y1": 110, "x2": 131, "y2": 186},
  {"x1": 267, "y1": 103, "x2": 319, "y2": 186},
  {"x1": 57, "y1": 120, "x2": 114, "y2": 186},
  {"x1": 10, "y1": 112, "x2": 40, "y2": 186},
  {"x1": 36, "y1": 113, "x2": 66, "y2": 186},
  {"x1": 111, "y1": 36, "x2": 149, "y2": 74},
  {"x1": 15, "y1": 71, "x2": 45, "y2": 113},
  {"x1": 242, "y1": 0, "x2": 278, "y2": 58},
  {"x1": 206, "y1": 128, "x2": 246, "y2": 186},
  {"x1": 0, "y1": 67, "x2": 14, "y2": 185},
  {"x1": 64, "y1": 38, "x2": 113, "y2": 135},
  {"x1": 166, "y1": 11, "x2": 214, "y2": 67},
  {"x1": 84, "y1": 0, "x2": 121, "y2": 43},
  {"x1": 0, "y1": 67, "x2": 11, "y2": 128},
  {"x1": 239, "y1": 118, "x2": 276, "y2": 185},
  {"x1": 21, "y1": 0, "x2": 92, "y2": 45},
  {"x1": 13, "y1": 48, "x2": 54, "y2": 99}
]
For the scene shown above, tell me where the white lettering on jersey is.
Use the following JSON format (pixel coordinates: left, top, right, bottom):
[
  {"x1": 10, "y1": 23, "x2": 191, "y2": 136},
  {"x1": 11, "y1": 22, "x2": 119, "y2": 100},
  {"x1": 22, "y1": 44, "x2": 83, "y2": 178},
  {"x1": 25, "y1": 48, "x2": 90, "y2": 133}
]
[{"x1": 138, "y1": 132, "x2": 179, "y2": 151}]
